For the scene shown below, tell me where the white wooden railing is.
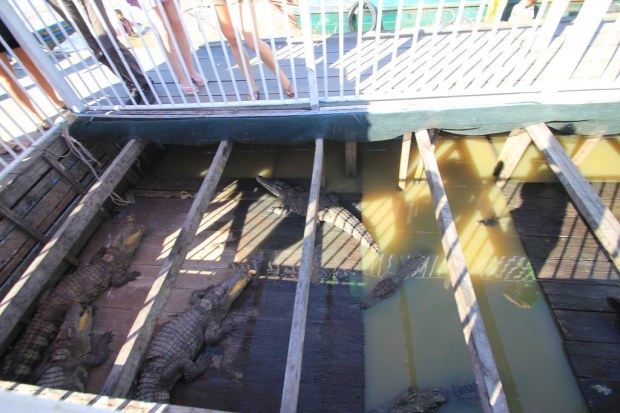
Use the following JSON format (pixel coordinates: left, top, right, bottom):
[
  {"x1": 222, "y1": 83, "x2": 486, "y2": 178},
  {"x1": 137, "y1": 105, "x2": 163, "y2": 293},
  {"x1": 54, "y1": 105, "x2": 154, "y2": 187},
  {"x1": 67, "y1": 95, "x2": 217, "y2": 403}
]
[{"x1": 1, "y1": 0, "x2": 619, "y2": 175}]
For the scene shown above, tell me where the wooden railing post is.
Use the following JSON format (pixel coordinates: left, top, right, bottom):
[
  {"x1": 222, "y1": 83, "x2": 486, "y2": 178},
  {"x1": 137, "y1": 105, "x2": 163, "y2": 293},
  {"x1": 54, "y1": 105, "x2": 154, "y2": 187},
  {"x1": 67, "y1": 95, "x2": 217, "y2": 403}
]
[
  {"x1": 543, "y1": 0, "x2": 613, "y2": 93},
  {"x1": 298, "y1": 0, "x2": 320, "y2": 110}
]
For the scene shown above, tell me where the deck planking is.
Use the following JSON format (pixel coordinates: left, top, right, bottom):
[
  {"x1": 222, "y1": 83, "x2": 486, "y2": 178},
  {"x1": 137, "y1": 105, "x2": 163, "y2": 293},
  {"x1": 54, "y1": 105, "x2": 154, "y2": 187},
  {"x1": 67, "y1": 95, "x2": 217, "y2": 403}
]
[
  {"x1": 503, "y1": 181, "x2": 620, "y2": 413},
  {"x1": 84, "y1": 176, "x2": 365, "y2": 411},
  {"x1": 88, "y1": 17, "x2": 620, "y2": 108}
]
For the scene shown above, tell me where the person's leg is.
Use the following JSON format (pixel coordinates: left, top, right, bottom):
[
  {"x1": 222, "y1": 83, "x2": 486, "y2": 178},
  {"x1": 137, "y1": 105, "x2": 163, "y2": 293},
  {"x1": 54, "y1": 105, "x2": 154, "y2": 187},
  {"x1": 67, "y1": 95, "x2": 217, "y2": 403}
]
[
  {"x1": 46, "y1": 0, "x2": 148, "y2": 89},
  {"x1": 12, "y1": 48, "x2": 64, "y2": 108},
  {"x1": 149, "y1": 4, "x2": 195, "y2": 93},
  {"x1": 214, "y1": 2, "x2": 258, "y2": 97},
  {"x1": 241, "y1": 0, "x2": 293, "y2": 96},
  {"x1": 0, "y1": 51, "x2": 47, "y2": 126},
  {"x1": 160, "y1": 0, "x2": 204, "y2": 86}
]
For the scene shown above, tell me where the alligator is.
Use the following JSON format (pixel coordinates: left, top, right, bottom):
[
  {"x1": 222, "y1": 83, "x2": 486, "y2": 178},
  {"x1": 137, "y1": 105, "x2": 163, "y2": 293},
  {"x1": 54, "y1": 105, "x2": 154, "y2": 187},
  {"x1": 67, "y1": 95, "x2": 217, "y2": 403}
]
[
  {"x1": 0, "y1": 221, "x2": 143, "y2": 383},
  {"x1": 36, "y1": 302, "x2": 112, "y2": 391},
  {"x1": 370, "y1": 387, "x2": 447, "y2": 413},
  {"x1": 135, "y1": 263, "x2": 253, "y2": 403},
  {"x1": 361, "y1": 254, "x2": 426, "y2": 309},
  {"x1": 256, "y1": 175, "x2": 381, "y2": 253}
]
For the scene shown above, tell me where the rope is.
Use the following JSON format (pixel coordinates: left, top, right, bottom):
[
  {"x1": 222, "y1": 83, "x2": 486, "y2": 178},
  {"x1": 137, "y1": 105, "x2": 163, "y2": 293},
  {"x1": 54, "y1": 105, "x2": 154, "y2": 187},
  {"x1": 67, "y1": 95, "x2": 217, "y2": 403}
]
[{"x1": 60, "y1": 123, "x2": 135, "y2": 206}]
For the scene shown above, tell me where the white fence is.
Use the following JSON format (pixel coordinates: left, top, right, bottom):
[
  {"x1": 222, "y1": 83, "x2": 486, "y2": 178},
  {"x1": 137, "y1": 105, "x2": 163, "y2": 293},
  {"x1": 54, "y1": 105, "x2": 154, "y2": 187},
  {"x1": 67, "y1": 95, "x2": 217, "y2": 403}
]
[{"x1": 1, "y1": 0, "x2": 619, "y2": 174}]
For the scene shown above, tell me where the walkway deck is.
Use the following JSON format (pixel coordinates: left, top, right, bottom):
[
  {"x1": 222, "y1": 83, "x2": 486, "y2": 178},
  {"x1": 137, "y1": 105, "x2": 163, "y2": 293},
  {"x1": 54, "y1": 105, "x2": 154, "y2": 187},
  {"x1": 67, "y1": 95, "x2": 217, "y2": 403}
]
[
  {"x1": 72, "y1": 16, "x2": 620, "y2": 144},
  {"x1": 503, "y1": 181, "x2": 620, "y2": 413}
]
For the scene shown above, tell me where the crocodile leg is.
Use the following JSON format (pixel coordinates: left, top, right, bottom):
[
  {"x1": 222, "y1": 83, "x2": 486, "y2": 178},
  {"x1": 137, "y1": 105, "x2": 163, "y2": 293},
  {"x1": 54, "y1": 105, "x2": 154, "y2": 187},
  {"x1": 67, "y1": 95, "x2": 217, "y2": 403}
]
[
  {"x1": 83, "y1": 331, "x2": 113, "y2": 367},
  {"x1": 110, "y1": 270, "x2": 141, "y2": 287},
  {"x1": 160, "y1": 354, "x2": 212, "y2": 387}
]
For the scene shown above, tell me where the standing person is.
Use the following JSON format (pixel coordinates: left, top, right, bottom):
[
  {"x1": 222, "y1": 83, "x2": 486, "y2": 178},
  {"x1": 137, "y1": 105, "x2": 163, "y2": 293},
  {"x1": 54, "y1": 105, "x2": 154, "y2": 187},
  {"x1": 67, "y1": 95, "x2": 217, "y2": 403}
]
[
  {"x1": 45, "y1": 0, "x2": 153, "y2": 104},
  {"x1": 213, "y1": 0, "x2": 294, "y2": 100},
  {"x1": 138, "y1": 0, "x2": 206, "y2": 95},
  {"x1": 0, "y1": 19, "x2": 65, "y2": 131}
]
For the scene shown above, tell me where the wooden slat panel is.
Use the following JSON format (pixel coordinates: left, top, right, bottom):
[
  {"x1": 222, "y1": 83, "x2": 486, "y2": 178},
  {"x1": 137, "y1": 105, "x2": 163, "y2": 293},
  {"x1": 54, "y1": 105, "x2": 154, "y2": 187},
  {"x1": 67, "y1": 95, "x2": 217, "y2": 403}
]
[
  {"x1": 565, "y1": 341, "x2": 620, "y2": 380},
  {"x1": 526, "y1": 123, "x2": 620, "y2": 270},
  {"x1": 539, "y1": 280, "x2": 619, "y2": 311},
  {"x1": 554, "y1": 310, "x2": 620, "y2": 343},
  {"x1": 0, "y1": 139, "x2": 146, "y2": 352}
]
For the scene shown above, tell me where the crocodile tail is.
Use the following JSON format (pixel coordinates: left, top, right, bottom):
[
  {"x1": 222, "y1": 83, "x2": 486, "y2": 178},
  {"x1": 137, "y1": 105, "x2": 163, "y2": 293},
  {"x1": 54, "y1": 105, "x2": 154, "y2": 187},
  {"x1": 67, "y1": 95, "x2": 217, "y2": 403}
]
[
  {"x1": 322, "y1": 207, "x2": 381, "y2": 253},
  {"x1": 136, "y1": 364, "x2": 170, "y2": 403},
  {"x1": 0, "y1": 314, "x2": 60, "y2": 382}
]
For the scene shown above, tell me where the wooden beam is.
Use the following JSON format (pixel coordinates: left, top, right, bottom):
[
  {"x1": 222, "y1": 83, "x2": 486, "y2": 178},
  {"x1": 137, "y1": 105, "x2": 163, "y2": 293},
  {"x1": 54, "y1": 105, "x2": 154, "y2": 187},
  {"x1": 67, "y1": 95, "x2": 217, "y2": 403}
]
[
  {"x1": 571, "y1": 136, "x2": 601, "y2": 166},
  {"x1": 344, "y1": 138, "x2": 357, "y2": 178},
  {"x1": 42, "y1": 153, "x2": 112, "y2": 220},
  {"x1": 399, "y1": 132, "x2": 413, "y2": 190},
  {"x1": 494, "y1": 129, "x2": 532, "y2": 188},
  {"x1": 42, "y1": 153, "x2": 87, "y2": 195},
  {"x1": 415, "y1": 129, "x2": 509, "y2": 413},
  {"x1": 101, "y1": 140, "x2": 233, "y2": 397},
  {"x1": 0, "y1": 139, "x2": 146, "y2": 350},
  {"x1": 0, "y1": 202, "x2": 79, "y2": 266},
  {"x1": 280, "y1": 138, "x2": 324, "y2": 413},
  {"x1": 526, "y1": 124, "x2": 620, "y2": 270}
]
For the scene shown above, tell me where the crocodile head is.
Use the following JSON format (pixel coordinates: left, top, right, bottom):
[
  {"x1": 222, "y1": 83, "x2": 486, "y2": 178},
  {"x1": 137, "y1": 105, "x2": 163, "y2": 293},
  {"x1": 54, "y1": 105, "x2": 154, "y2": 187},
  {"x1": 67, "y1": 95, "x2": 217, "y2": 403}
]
[
  {"x1": 50, "y1": 303, "x2": 93, "y2": 360},
  {"x1": 104, "y1": 216, "x2": 145, "y2": 261},
  {"x1": 191, "y1": 263, "x2": 253, "y2": 317},
  {"x1": 256, "y1": 175, "x2": 291, "y2": 198}
]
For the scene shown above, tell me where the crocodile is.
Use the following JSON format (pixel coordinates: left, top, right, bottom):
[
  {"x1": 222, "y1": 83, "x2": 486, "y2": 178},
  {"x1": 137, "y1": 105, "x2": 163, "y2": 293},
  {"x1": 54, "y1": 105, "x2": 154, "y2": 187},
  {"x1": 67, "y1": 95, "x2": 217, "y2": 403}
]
[
  {"x1": 36, "y1": 302, "x2": 112, "y2": 391},
  {"x1": 0, "y1": 221, "x2": 143, "y2": 383},
  {"x1": 256, "y1": 175, "x2": 381, "y2": 253},
  {"x1": 135, "y1": 263, "x2": 253, "y2": 403},
  {"x1": 370, "y1": 387, "x2": 447, "y2": 413},
  {"x1": 361, "y1": 254, "x2": 426, "y2": 309}
]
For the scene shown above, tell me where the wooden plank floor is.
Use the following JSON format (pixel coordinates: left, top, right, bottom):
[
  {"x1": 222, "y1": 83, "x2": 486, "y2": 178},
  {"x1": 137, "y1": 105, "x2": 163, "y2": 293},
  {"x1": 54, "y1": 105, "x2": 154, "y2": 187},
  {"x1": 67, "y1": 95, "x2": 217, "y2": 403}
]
[
  {"x1": 82, "y1": 176, "x2": 365, "y2": 411},
  {"x1": 503, "y1": 181, "x2": 620, "y2": 413},
  {"x1": 90, "y1": 16, "x2": 620, "y2": 108}
]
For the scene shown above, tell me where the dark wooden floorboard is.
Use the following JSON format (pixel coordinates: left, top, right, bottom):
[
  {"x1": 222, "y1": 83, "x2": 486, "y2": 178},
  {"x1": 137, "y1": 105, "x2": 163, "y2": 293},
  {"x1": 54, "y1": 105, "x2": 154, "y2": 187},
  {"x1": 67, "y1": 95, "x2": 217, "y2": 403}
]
[
  {"x1": 170, "y1": 279, "x2": 364, "y2": 413},
  {"x1": 504, "y1": 181, "x2": 620, "y2": 413},
  {"x1": 82, "y1": 176, "x2": 364, "y2": 411}
]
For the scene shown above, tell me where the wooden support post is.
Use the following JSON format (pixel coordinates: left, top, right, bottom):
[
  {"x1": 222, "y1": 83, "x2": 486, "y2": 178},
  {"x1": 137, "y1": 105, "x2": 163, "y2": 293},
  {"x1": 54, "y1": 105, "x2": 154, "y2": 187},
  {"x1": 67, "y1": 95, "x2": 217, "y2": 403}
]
[
  {"x1": 0, "y1": 140, "x2": 146, "y2": 350},
  {"x1": 101, "y1": 140, "x2": 233, "y2": 398},
  {"x1": 571, "y1": 136, "x2": 601, "y2": 166},
  {"x1": 399, "y1": 132, "x2": 413, "y2": 190},
  {"x1": 345, "y1": 139, "x2": 357, "y2": 178},
  {"x1": 415, "y1": 129, "x2": 509, "y2": 413},
  {"x1": 526, "y1": 124, "x2": 620, "y2": 270},
  {"x1": 494, "y1": 129, "x2": 532, "y2": 188},
  {"x1": 280, "y1": 138, "x2": 324, "y2": 413}
]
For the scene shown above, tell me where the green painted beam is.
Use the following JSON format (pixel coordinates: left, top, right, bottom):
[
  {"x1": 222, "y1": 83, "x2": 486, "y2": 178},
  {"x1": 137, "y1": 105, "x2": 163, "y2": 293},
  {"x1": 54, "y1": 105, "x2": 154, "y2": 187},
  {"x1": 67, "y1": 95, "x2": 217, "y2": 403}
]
[{"x1": 71, "y1": 100, "x2": 620, "y2": 145}]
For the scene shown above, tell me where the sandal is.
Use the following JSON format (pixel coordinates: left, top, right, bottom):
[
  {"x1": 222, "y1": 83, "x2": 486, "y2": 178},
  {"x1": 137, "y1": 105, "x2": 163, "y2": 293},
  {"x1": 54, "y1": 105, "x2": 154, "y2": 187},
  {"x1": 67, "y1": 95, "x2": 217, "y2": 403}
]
[
  {"x1": 37, "y1": 120, "x2": 52, "y2": 131},
  {"x1": 181, "y1": 85, "x2": 198, "y2": 95},
  {"x1": 284, "y1": 82, "x2": 294, "y2": 97},
  {"x1": 191, "y1": 74, "x2": 206, "y2": 87}
]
